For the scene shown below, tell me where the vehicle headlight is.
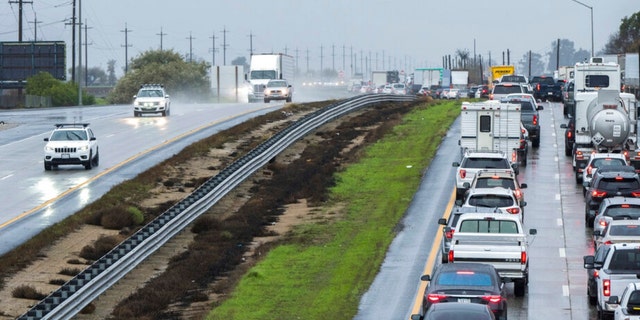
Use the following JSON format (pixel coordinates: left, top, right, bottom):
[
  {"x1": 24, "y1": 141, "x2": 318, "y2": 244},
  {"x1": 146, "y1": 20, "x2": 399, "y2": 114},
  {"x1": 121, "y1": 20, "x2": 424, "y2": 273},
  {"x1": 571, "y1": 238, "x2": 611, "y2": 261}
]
[
  {"x1": 45, "y1": 145, "x2": 54, "y2": 151},
  {"x1": 77, "y1": 145, "x2": 89, "y2": 151},
  {"x1": 264, "y1": 89, "x2": 269, "y2": 95},
  {"x1": 282, "y1": 88, "x2": 289, "y2": 95}
]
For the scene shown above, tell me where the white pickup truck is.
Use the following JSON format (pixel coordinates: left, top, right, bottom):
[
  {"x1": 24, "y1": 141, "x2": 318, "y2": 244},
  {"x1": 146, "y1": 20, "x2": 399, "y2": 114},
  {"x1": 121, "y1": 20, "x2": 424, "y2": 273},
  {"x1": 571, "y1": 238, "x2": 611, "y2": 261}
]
[
  {"x1": 584, "y1": 243, "x2": 640, "y2": 319},
  {"x1": 447, "y1": 213, "x2": 536, "y2": 297}
]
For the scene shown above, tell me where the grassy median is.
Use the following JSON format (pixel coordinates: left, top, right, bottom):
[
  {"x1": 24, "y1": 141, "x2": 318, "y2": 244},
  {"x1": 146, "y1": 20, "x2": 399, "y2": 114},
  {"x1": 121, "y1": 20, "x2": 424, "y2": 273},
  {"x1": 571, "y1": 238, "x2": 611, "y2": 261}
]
[{"x1": 207, "y1": 100, "x2": 461, "y2": 319}]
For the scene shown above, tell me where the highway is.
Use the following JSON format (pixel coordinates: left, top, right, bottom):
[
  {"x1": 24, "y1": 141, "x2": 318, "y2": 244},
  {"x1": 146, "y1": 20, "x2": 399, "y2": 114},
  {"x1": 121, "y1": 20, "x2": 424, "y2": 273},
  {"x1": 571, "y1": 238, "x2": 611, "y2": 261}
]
[{"x1": 0, "y1": 96, "x2": 599, "y2": 319}]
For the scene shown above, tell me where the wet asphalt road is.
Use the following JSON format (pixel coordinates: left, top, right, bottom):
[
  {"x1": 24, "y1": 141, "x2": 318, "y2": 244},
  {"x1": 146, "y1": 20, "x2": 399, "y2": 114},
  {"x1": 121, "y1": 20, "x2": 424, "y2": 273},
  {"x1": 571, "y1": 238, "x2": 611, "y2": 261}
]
[{"x1": 356, "y1": 99, "x2": 598, "y2": 320}]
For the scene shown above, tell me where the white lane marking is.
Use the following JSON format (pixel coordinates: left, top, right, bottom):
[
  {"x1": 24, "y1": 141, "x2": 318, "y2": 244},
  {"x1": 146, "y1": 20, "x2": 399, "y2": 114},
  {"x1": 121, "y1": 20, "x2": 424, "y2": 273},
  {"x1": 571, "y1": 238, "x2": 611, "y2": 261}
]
[
  {"x1": 554, "y1": 156, "x2": 559, "y2": 162},
  {"x1": 563, "y1": 285, "x2": 570, "y2": 296},
  {"x1": 0, "y1": 174, "x2": 13, "y2": 181},
  {"x1": 557, "y1": 218, "x2": 563, "y2": 226},
  {"x1": 559, "y1": 248, "x2": 566, "y2": 258},
  {"x1": 556, "y1": 193, "x2": 561, "y2": 201}
]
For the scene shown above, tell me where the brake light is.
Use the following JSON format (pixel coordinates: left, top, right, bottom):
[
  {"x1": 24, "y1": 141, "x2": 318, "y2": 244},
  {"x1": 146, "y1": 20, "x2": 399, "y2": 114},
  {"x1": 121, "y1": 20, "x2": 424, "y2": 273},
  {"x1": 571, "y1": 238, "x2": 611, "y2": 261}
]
[
  {"x1": 586, "y1": 166, "x2": 593, "y2": 175},
  {"x1": 448, "y1": 250, "x2": 454, "y2": 262},
  {"x1": 459, "y1": 170, "x2": 467, "y2": 179},
  {"x1": 536, "y1": 83, "x2": 541, "y2": 91},
  {"x1": 616, "y1": 176, "x2": 624, "y2": 181},
  {"x1": 594, "y1": 270, "x2": 599, "y2": 278},
  {"x1": 622, "y1": 204, "x2": 630, "y2": 208},
  {"x1": 532, "y1": 115, "x2": 538, "y2": 126},
  {"x1": 604, "y1": 240, "x2": 612, "y2": 245},
  {"x1": 603, "y1": 279, "x2": 611, "y2": 297},
  {"x1": 427, "y1": 294, "x2": 447, "y2": 303},
  {"x1": 512, "y1": 151, "x2": 517, "y2": 162},
  {"x1": 506, "y1": 207, "x2": 520, "y2": 214},
  {"x1": 576, "y1": 150, "x2": 584, "y2": 160},
  {"x1": 514, "y1": 189, "x2": 522, "y2": 199},
  {"x1": 591, "y1": 190, "x2": 607, "y2": 198},
  {"x1": 489, "y1": 94, "x2": 494, "y2": 100},
  {"x1": 567, "y1": 130, "x2": 572, "y2": 138},
  {"x1": 445, "y1": 228, "x2": 455, "y2": 239},
  {"x1": 521, "y1": 251, "x2": 527, "y2": 264},
  {"x1": 599, "y1": 219, "x2": 608, "y2": 227},
  {"x1": 481, "y1": 295, "x2": 503, "y2": 303},
  {"x1": 631, "y1": 191, "x2": 640, "y2": 197}
]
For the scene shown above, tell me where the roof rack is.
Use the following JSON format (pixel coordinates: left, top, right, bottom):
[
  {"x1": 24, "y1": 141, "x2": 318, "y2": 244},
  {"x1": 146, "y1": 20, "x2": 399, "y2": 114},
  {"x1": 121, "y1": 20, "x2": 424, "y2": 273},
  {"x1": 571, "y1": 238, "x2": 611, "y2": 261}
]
[
  {"x1": 140, "y1": 83, "x2": 164, "y2": 88},
  {"x1": 54, "y1": 123, "x2": 90, "y2": 128}
]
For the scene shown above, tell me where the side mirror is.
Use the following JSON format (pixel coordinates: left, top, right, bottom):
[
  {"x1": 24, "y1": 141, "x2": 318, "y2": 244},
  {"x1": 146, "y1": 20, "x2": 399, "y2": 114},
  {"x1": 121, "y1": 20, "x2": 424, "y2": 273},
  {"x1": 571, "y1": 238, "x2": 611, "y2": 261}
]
[
  {"x1": 438, "y1": 218, "x2": 447, "y2": 225},
  {"x1": 520, "y1": 183, "x2": 528, "y2": 189},
  {"x1": 560, "y1": 124, "x2": 568, "y2": 129},
  {"x1": 410, "y1": 315, "x2": 423, "y2": 320},
  {"x1": 133, "y1": 95, "x2": 137, "y2": 99},
  {"x1": 44, "y1": 138, "x2": 49, "y2": 142},
  {"x1": 584, "y1": 255, "x2": 595, "y2": 269},
  {"x1": 537, "y1": 105, "x2": 544, "y2": 110},
  {"x1": 455, "y1": 199, "x2": 463, "y2": 206},
  {"x1": 529, "y1": 229, "x2": 537, "y2": 235},
  {"x1": 521, "y1": 201, "x2": 527, "y2": 207},
  {"x1": 165, "y1": 95, "x2": 170, "y2": 98},
  {"x1": 420, "y1": 274, "x2": 431, "y2": 282},
  {"x1": 593, "y1": 230, "x2": 602, "y2": 237},
  {"x1": 608, "y1": 296, "x2": 620, "y2": 305},
  {"x1": 452, "y1": 162, "x2": 460, "y2": 167},
  {"x1": 463, "y1": 182, "x2": 471, "y2": 188}
]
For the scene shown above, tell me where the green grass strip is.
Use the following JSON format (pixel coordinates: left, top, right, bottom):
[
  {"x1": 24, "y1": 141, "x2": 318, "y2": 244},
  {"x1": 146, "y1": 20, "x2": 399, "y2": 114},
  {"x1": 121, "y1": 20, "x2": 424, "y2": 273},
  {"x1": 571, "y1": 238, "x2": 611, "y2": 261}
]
[{"x1": 207, "y1": 101, "x2": 460, "y2": 320}]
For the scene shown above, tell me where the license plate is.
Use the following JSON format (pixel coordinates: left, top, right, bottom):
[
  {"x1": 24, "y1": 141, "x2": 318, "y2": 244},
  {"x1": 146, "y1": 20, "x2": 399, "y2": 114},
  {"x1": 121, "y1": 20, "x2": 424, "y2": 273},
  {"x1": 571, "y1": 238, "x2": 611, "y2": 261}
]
[
  {"x1": 61, "y1": 154, "x2": 70, "y2": 159},
  {"x1": 548, "y1": 92, "x2": 553, "y2": 95},
  {"x1": 458, "y1": 298, "x2": 471, "y2": 303}
]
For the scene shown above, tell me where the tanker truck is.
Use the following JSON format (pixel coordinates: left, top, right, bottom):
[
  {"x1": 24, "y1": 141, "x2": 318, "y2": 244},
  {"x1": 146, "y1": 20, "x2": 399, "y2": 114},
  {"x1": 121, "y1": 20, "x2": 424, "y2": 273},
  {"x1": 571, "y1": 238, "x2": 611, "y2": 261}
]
[{"x1": 566, "y1": 57, "x2": 639, "y2": 184}]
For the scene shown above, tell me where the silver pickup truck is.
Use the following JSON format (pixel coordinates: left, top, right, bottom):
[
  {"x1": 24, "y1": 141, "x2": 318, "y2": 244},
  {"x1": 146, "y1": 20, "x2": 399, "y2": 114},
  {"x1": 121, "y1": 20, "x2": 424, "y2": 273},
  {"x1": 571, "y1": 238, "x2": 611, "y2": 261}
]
[{"x1": 447, "y1": 212, "x2": 537, "y2": 297}]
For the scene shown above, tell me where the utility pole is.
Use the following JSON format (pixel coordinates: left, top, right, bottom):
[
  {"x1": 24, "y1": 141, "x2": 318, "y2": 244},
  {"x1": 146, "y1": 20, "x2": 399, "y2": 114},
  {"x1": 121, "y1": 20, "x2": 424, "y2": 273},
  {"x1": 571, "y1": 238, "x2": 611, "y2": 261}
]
[
  {"x1": 306, "y1": 48, "x2": 309, "y2": 74},
  {"x1": 157, "y1": 27, "x2": 167, "y2": 50},
  {"x1": 66, "y1": 0, "x2": 77, "y2": 82},
  {"x1": 121, "y1": 23, "x2": 132, "y2": 73},
  {"x1": 332, "y1": 44, "x2": 335, "y2": 72},
  {"x1": 320, "y1": 45, "x2": 324, "y2": 81},
  {"x1": 209, "y1": 32, "x2": 217, "y2": 67},
  {"x1": 9, "y1": 0, "x2": 33, "y2": 42},
  {"x1": 186, "y1": 32, "x2": 195, "y2": 62},
  {"x1": 248, "y1": 31, "x2": 255, "y2": 56},
  {"x1": 78, "y1": 0, "x2": 82, "y2": 105},
  {"x1": 222, "y1": 27, "x2": 229, "y2": 65},
  {"x1": 84, "y1": 19, "x2": 92, "y2": 86},
  {"x1": 342, "y1": 45, "x2": 345, "y2": 73},
  {"x1": 28, "y1": 12, "x2": 41, "y2": 41}
]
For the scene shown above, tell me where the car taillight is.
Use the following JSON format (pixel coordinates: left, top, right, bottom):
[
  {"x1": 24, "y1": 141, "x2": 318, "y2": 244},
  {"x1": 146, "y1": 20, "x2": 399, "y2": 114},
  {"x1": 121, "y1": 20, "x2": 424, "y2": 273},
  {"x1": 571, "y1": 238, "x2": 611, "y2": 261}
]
[
  {"x1": 481, "y1": 295, "x2": 503, "y2": 303},
  {"x1": 567, "y1": 130, "x2": 572, "y2": 138},
  {"x1": 532, "y1": 115, "x2": 538, "y2": 126},
  {"x1": 576, "y1": 150, "x2": 584, "y2": 160},
  {"x1": 506, "y1": 207, "x2": 520, "y2": 214},
  {"x1": 521, "y1": 251, "x2": 527, "y2": 264},
  {"x1": 536, "y1": 83, "x2": 541, "y2": 91},
  {"x1": 586, "y1": 166, "x2": 593, "y2": 175},
  {"x1": 603, "y1": 279, "x2": 611, "y2": 296},
  {"x1": 489, "y1": 94, "x2": 494, "y2": 100},
  {"x1": 427, "y1": 294, "x2": 447, "y2": 303},
  {"x1": 512, "y1": 151, "x2": 517, "y2": 162},
  {"x1": 459, "y1": 170, "x2": 466, "y2": 179},
  {"x1": 445, "y1": 229, "x2": 455, "y2": 239},
  {"x1": 604, "y1": 240, "x2": 612, "y2": 245},
  {"x1": 599, "y1": 219, "x2": 608, "y2": 227},
  {"x1": 591, "y1": 190, "x2": 607, "y2": 198},
  {"x1": 632, "y1": 191, "x2": 640, "y2": 197},
  {"x1": 514, "y1": 189, "x2": 522, "y2": 199},
  {"x1": 594, "y1": 270, "x2": 599, "y2": 278},
  {"x1": 448, "y1": 250, "x2": 454, "y2": 262}
]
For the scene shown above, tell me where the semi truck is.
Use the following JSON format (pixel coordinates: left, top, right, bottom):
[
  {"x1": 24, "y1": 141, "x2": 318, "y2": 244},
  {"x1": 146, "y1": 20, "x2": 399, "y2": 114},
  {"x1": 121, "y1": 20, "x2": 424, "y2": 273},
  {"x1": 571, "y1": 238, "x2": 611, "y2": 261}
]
[
  {"x1": 245, "y1": 53, "x2": 295, "y2": 102},
  {"x1": 450, "y1": 70, "x2": 469, "y2": 89},
  {"x1": 563, "y1": 57, "x2": 639, "y2": 183}
]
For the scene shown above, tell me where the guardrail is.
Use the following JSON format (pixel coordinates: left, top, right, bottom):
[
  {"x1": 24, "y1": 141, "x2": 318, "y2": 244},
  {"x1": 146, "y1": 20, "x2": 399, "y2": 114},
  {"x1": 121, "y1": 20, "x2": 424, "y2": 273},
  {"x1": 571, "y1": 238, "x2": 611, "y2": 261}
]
[{"x1": 18, "y1": 94, "x2": 416, "y2": 319}]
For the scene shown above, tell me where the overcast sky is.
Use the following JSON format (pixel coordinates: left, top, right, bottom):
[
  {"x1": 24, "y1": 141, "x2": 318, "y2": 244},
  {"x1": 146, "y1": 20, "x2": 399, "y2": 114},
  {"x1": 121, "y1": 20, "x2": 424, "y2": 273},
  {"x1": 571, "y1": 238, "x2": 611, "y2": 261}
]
[{"x1": 1, "y1": 0, "x2": 638, "y2": 78}]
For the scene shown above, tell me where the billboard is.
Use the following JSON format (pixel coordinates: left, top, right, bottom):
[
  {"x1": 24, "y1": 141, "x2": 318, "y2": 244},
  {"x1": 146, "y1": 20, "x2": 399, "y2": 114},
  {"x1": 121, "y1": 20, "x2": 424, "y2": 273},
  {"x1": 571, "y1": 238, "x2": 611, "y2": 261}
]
[{"x1": 0, "y1": 41, "x2": 66, "y2": 87}]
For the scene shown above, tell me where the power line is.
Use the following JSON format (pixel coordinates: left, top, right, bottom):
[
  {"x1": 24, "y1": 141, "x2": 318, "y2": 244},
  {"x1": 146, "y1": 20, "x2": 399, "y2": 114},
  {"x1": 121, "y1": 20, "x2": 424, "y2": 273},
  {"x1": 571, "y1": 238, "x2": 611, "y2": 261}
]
[
  {"x1": 157, "y1": 27, "x2": 167, "y2": 51},
  {"x1": 8, "y1": 0, "x2": 33, "y2": 42}
]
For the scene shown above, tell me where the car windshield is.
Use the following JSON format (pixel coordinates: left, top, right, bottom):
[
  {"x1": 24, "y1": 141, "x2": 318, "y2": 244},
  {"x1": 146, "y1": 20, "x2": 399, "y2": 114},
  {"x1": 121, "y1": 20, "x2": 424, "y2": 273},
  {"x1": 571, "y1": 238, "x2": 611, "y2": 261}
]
[
  {"x1": 494, "y1": 85, "x2": 523, "y2": 94},
  {"x1": 475, "y1": 178, "x2": 516, "y2": 189},
  {"x1": 462, "y1": 158, "x2": 510, "y2": 169},
  {"x1": 467, "y1": 195, "x2": 514, "y2": 208},
  {"x1": 604, "y1": 206, "x2": 640, "y2": 218},
  {"x1": 50, "y1": 130, "x2": 88, "y2": 141},
  {"x1": 393, "y1": 84, "x2": 405, "y2": 89},
  {"x1": 436, "y1": 271, "x2": 493, "y2": 286},
  {"x1": 608, "y1": 224, "x2": 640, "y2": 236},
  {"x1": 592, "y1": 158, "x2": 627, "y2": 168},
  {"x1": 267, "y1": 81, "x2": 287, "y2": 87},
  {"x1": 138, "y1": 90, "x2": 163, "y2": 97},
  {"x1": 459, "y1": 219, "x2": 518, "y2": 233},
  {"x1": 507, "y1": 100, "x2": 534, "y2": 111},
  {"x1": 608, "y1": 249, "x2": 640, "y2": 270},
  {"x1": 597, "y1": 178, "x2": 640, "y2": 191}
]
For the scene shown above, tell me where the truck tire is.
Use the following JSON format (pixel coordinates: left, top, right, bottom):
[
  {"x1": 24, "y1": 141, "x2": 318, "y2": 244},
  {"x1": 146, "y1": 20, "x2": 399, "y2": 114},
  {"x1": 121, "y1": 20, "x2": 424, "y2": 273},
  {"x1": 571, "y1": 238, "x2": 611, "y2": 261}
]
[
  {"x1": 44, "y1": 162, "x2": 52, "y2": 171},
  {"x1": 565, "y1": 144, "x2": 572, "y2": 157},
  {"x1": 286, "y1": 96, "x2": 292, "y2": 103},
  {"x1": 514, "y1": 279, "x2": 526, "y2": 297},
  {"x1": 576, "y1": 172, "x2": 583, "y2": 184},
  {"x1": 588, "y1": 288, "x2": 597, "y2": 306},
  {"x1": 264, "y1": 98, "x2": 269, "y2": 103},
  {"x1": 532, "y1": 138, "x2": 540, "y2": 148},
  {"x1": 84, "y1": 151, "x2": 93, "y2": 170}
]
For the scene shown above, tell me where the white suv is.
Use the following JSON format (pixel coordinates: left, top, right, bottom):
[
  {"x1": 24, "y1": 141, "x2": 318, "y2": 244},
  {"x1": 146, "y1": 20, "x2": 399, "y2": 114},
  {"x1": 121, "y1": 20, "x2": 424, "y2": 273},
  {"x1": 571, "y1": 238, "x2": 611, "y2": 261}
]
[
  {"x1": 458, "y1": 187, "x2": 525, "y2": 221},
  {"x1": 43, "y1": 123, "x2": 99, "y2": 171},
  {"x1": 452, "y1": 151, "x2": 517, "y2": 200},
  {"x1": 133, "y1": 84, "x2": 171, "y2": 117}
]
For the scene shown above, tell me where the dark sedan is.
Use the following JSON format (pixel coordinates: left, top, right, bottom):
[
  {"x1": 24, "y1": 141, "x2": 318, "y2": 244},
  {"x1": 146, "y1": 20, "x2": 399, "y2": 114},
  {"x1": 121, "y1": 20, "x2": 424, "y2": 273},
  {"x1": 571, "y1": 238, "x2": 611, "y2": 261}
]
[
  {"x1": 412, "y1": 302, "x2": 496, "y2": 320},
  {"x1": 415, "y1": 262, "x2": 508, "y2": 320}
]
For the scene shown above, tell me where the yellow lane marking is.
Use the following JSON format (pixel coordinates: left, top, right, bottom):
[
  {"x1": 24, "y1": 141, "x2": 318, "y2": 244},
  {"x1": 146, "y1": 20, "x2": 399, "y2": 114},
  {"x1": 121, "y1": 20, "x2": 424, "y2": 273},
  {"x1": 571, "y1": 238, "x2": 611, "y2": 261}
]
[
  {"x1": 0, "y1": 106, "x2": 275, "y2": 231},
  {"x1": 408, "y1": 187, "x2": 457, "y2": 318}
]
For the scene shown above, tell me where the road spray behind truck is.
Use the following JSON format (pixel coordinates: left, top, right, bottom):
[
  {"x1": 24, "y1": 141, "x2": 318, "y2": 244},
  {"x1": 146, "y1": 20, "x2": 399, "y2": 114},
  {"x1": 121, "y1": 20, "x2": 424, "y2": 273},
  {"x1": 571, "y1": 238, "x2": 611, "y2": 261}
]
[{"x1": 245, "y1": 53, "x2": 294, "y2": 102}]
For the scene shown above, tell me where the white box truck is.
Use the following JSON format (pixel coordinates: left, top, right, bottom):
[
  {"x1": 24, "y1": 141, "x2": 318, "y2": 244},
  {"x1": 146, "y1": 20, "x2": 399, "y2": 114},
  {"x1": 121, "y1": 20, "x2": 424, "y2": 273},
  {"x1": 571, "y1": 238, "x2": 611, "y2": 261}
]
[{"x1": 246, "y1": 53, "x2": 295, "y2": 102}]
